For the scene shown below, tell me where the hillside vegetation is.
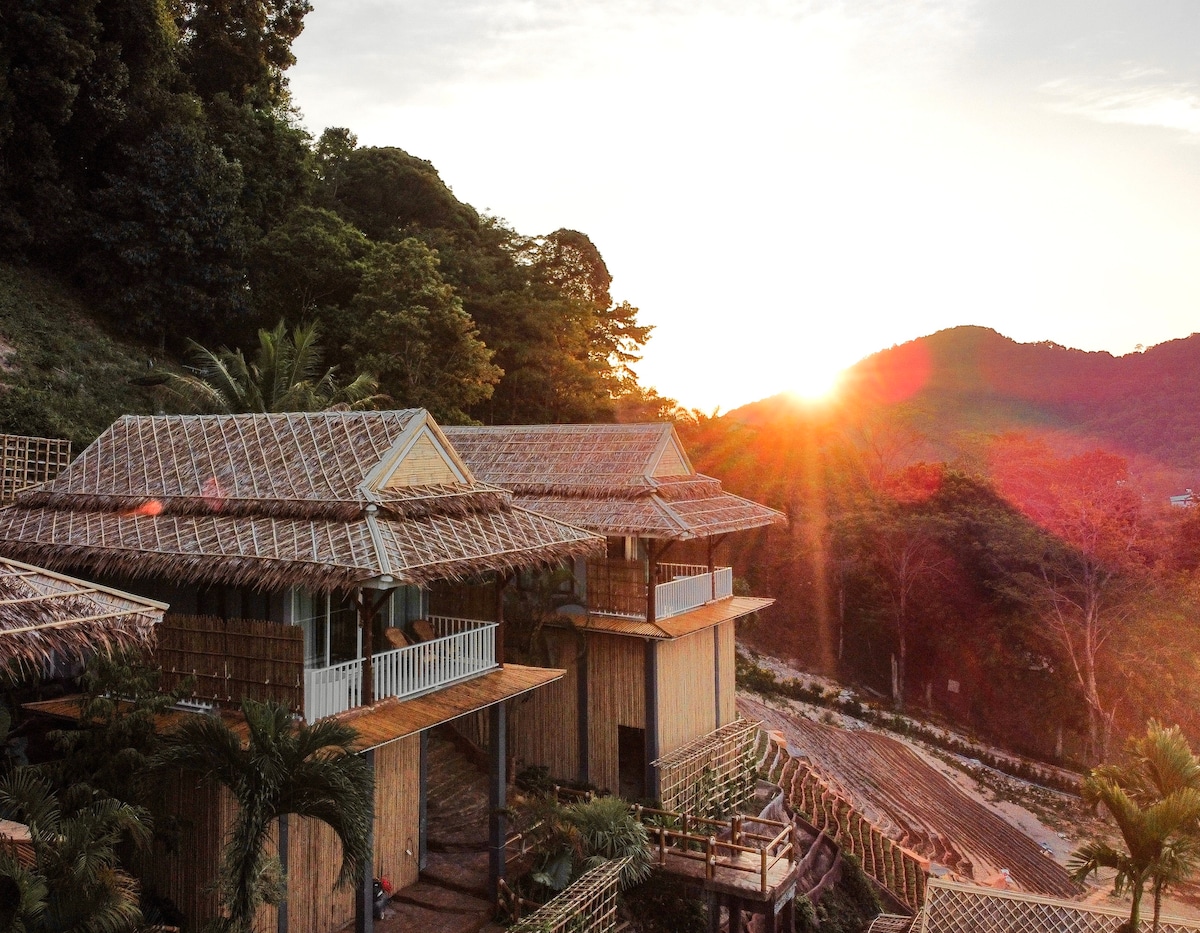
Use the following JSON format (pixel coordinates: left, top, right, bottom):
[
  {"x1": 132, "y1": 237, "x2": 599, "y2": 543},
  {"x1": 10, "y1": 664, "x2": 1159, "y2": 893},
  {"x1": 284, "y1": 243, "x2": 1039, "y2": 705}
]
[
  {"x1": 682, "y1": 326, "x2": 1200, "y2": 769},
  {"x1": 0, "y1": 0, "x2": 668, "y2": 437},
  {"x1": 0, "y1": 264, "x2": 161, "y2": 445}
]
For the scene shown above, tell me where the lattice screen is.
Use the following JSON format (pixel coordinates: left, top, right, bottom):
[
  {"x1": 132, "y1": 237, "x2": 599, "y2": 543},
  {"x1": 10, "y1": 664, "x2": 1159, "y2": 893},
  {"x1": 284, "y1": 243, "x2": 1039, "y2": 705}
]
[
  {"x1": 654, "y1": 718, "x2": 759, "y2": 816},
  {"x1": 920, "y1": 879, "x2": 1200, "y2": 933},
  {"x1": 509, "y1": 857, "x2": 626, "y2": 933},
  {"x1": 0, "y1": 434, "x2": 71, "y2": 502}
]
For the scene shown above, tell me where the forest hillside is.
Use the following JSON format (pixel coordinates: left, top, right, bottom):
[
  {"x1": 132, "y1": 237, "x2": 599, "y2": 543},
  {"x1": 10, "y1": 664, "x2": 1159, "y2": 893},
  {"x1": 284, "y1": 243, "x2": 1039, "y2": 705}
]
[{"x1": 682, "y1": 326, "x2": 1200, "y2": 768}]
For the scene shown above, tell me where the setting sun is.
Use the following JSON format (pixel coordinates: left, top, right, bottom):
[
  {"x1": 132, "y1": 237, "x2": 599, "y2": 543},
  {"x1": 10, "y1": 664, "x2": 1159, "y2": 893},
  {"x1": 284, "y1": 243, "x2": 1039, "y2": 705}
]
[{"x1": 789, "y1": 361, "x2": 846, "y2": 403}]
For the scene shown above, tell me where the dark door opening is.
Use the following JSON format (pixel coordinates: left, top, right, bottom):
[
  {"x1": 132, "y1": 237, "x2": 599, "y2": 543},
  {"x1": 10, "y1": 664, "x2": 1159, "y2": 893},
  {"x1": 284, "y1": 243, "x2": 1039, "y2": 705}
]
[{"x1": 618, "y1": 725, "x2": 646, "y2": 800}]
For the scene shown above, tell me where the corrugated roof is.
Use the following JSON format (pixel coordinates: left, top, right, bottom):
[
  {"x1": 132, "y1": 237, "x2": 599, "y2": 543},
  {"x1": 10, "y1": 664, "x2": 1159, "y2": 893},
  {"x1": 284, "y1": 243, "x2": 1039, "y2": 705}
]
[
  {"x1": 0, "y1": 557, "x2": 163, "y2": 676},
  {"x1": 443, "y1": 424, "x2": 784, "y2": 540},
  {"x1": 556, "y1": 596, "x2": 774, "y2": 639},
  {"x1": 0, "y1": 411, "x2": 603, "y2": 591}
]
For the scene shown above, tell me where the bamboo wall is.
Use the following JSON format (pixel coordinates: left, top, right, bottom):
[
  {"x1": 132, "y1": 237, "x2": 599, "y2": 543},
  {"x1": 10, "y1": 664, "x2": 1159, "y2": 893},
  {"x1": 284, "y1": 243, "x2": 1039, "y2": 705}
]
[
  {"x1": 656, "y1": 627, "x2": 717, "y2": 758},
  {"x1": 143, "y1": 770, "x2": 238, "y2": 929},
  {"x1": 509, "y1": 629, "x2": 581, "y2": 779},
  {"x1": 717, "y1": 620, "x2": 736, "y2": 724},
  {"x1": 147, "y1": 736, "x2": 421, "y2": 933},
  {"x1": 282, "y1": 735, "x2": 421, "y2": 933},
  {"x1": 156, "y1": 614, "x2": 304, "y2": 713},
  {"x1": 384, "y1": 432, "x2": 458, "y2": 487},
  {"x1": 587, "y1": 632, "x2": 645, "y2": 793}
]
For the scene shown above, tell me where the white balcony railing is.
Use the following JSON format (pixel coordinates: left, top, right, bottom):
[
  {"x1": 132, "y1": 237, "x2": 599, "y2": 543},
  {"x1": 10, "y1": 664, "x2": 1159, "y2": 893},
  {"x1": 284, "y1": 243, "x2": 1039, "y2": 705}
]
[
  {"x1": 654, "y1": 565, "x2": 734, "y2": 620},
  {"x1": 303, "y1": 616, "x2": 497, "y2": 721}
]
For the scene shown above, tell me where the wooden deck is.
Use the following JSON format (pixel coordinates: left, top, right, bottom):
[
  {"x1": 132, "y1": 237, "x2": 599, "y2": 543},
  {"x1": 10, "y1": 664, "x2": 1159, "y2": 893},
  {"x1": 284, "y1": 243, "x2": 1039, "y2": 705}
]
[{"x1": 657, "y1": 846, "x2": 799, "y2": 903}]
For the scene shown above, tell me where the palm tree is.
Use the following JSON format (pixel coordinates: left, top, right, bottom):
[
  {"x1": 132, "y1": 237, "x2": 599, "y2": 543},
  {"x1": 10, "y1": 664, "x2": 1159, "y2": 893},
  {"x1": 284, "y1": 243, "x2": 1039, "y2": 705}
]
[
  {"x1": 166, "y1": 319, "x2": 384, "y2": 414},
  {"x1": 154, "y1": 699, "x2": 374, "y2": 933},
  {"x1": 1070, "y1": 720, "x2": 1200, "y2": 933},
  {"x1": 0, "y1": 768, "x2": 151, "y2": 933}
]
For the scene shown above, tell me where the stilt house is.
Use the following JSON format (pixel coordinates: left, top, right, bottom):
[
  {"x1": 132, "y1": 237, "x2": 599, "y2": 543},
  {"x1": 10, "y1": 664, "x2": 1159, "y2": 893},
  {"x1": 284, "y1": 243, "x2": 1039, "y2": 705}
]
[
  {"x1": 443, "y1": 423, "x2": 785, "y2": 809},
  {"x1": 0, "y1": 410, "x2": 602, "y2": 932}
]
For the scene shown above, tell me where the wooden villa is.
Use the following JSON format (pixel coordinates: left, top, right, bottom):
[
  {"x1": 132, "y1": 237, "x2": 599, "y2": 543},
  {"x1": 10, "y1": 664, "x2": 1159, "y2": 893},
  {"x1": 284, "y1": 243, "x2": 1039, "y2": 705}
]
[
  {"x1": 443, "y1": 423, "x2": 785, "y2": 809},
  {"x1": 0, "y1": 409, "x2": 603, "y2": 932}
]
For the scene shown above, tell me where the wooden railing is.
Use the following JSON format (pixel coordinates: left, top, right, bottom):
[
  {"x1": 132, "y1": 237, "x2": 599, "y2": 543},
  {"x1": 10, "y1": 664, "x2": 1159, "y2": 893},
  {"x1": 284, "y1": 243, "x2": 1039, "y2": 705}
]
[
  {"x1": 634, "y1": 804, "x2": 795, "y2": 894},
  {"x1": 585, "y1": 559, "x2": 733, "y2": 621},
  {"x1": 303, "y1": 616, "x2": 497, "y2": 721}
]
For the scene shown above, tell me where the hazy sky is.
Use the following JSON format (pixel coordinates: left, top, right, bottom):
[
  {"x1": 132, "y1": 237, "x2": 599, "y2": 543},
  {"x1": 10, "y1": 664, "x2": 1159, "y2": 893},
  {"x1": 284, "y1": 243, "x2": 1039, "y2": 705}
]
[{"x1": 288, "y1": 1, "x2": 1200, "y2": 411}]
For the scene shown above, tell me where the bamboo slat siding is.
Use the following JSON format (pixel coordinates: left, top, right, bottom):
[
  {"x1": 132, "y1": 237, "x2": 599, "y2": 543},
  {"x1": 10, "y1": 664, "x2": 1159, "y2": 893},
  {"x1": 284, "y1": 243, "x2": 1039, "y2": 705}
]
[
  {"x1": 0, "y1": 434, "x2": 70, "y2": 503},
  {"x1": 656, "y1": 627, "x2": 717, "y2": 757},
  {"x1": 429, "y1": 578, "x2": 496, "y2": 621},
  {"x1": 510, "y1": 630, "x2": 582, "y2": 779},
  {"x1": 384, "y1": 433, "x2": 459, "y2": 488},
  {"x1": 588, "y1": 633, "x2": 644, "y2": 792},
  {"x1": 144, "y1": 771, "x2": 239, "y2": 929},
  {"x1": 586, "y1": 558, "x2": 646, "y2": 618},
  {"x1": 283, "y1": 735, "x2": 421, "y2": 933},
  {"x1": 717, "y1": 620, "x2": 736, "y2": 724},
  {"x1": 156, "y1": 614, "x2": 304, "y2": 714}
]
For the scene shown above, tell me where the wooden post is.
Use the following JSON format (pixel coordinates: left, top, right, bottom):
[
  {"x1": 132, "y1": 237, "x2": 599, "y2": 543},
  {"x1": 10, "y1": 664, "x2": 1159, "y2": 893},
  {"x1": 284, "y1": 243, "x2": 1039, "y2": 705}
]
[
  {"x1": 419, "y1": 730, "x2": 429, "y2": 871},
  {"x1": 644, "y1": 638, "x2": 660, "y2": 800},
  {"x1": 355, "y1": 749, "x2": 376, "y2": 933},
  {"x1": 729, "y1": 897, "x2": 743, "y2": 933},
  {"x1": 356, "y1": 590, "x2": 392, "y2": 708},
  {"x1": 488, "y1": 702, "x2": 507, "y2": 903}
]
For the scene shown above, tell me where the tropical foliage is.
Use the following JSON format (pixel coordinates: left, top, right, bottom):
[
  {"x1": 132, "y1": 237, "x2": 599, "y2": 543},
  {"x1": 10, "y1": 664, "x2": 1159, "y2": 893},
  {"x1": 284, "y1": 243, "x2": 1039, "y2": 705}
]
[
  {"x1": 166, "y1": 320, "x2": 382, "y2": 414},
  {"x1": 1070, "y1": 721, "x2": 1200, "y2": 933},
  {"x1": 153, "y1": 699, "x2": 374, "y2": 933},
  {"x1": 0, "y1": 769, "x2": 151, "y2": 933}
]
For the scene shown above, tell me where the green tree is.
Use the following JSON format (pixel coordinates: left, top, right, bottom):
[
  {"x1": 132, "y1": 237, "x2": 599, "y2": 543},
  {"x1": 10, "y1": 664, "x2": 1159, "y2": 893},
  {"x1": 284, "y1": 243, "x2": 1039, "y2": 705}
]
[
  {"x1": 248, "y1": 205, "x2": 369, "y2": 322},
  {"x1": 0, "y1": 769, "x2": 151, "y2": 933},
  {"x1": 167, "y1": 319, "x2": 382, "y2": 413},
  {"x1": 346, "y1": 238, "x2": 500, "y2": 423},
  {"x1": 154, "y1": 699, "x2": 374, "y2": 933},
  {"x1": 174, "y1": 0, "x2": 311, "y2": 107},
  {"x1": 1070, "y1": 720, "x2": 1200, "y2": 933},
  {"x1": 84, "y1": 122, "x2": 250, "y2": 344}
]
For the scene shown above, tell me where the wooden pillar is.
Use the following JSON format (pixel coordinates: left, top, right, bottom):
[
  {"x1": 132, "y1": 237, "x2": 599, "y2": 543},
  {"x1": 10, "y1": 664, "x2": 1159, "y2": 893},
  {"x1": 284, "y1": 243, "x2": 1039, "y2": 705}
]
[
  {"x1": 419, "y1": 730, "x2": 429, "y2": 871},
  {"x1": 355, "y1": 749, "x2": 376, "y2": 933},
  {"x1": 707, "y1": 536, "x2": 717, "y2": 601},
  {"x1": 488, "y1": 702, "x2": 507, "y2": 902},
  {"x1": 728, "y1": 896, "x2": 742, "y2": 933},
  {"x1": 644, "y1": 638, "x2": 660, "y2": 801},
  {"x1": 578, "y1": 636, "x2": 590, "y2": 784},
  {"x1": 357, "y1": 590, "x2": 393, "y2": 707},
  {"x1": 707, "y1": 892, "x2": 722, "y2": 933}
]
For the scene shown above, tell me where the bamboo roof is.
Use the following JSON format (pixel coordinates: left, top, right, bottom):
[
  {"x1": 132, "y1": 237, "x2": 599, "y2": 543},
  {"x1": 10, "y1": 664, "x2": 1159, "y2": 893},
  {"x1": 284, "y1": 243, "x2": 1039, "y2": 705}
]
[
  {"x1": 334, "y1": 663, "x2": 565, "y2": 751},
  {"x1": 26, "y1": 663, "x2": 562, "y2": 753},
  {"x1": 444, "y1": 424, "x2": 784, "y2": 539},
  {"x1": 0, "y1": 557, "x2": 163, "y2": 677},
  {"x1": 0, "y1": 412, "x2": 602, "y2": 592},
  {"x1": 556, "y1": 596, "x2": 774, "y2": 639}
]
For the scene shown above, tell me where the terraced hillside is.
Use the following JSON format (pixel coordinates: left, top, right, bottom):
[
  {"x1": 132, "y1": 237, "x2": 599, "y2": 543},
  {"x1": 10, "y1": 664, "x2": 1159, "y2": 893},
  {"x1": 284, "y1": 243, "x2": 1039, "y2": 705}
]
[{"x1": 740, "y1": 695, "x2": 1079, "y2": 900}]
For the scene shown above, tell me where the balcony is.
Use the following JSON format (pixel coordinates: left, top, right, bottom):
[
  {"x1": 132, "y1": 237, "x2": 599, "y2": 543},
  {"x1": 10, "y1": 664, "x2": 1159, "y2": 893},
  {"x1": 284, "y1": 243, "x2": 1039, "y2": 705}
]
[
  {"x1": 304, "y1": 615, "x2": 498, "y2": 721},
  {"x1": 585, "y1": 560, "x2": 734, "y2": 621}
]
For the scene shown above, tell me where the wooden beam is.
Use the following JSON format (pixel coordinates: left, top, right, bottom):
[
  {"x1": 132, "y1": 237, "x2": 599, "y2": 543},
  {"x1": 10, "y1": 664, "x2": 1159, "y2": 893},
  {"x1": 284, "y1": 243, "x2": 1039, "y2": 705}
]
[{"x1": 355, "y1": 749, "x2": 376, "y2": 933}]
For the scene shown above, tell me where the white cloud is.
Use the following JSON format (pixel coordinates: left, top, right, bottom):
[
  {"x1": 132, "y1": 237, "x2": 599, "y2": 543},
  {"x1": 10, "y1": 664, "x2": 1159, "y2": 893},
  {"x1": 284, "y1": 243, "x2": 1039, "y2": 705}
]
[{"x1": 1043, "y1": 68, "x2": 1200, "y2": 137}]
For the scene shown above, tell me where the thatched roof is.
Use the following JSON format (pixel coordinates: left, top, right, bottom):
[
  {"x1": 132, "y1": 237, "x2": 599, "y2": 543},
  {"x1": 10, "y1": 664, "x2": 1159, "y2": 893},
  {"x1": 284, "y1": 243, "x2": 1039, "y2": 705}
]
[
  {"x1": 0, "y1": 557, "x2": 163, "y2": 677},
  {"x1": 443, "y1": 424, "x2": 784, "y2": 539},
  {"x1": 0, "y1": 412, "x2": 602, "y2": 592}
]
